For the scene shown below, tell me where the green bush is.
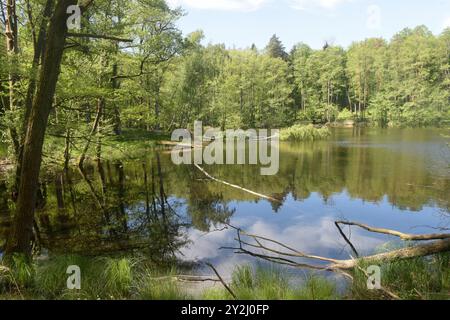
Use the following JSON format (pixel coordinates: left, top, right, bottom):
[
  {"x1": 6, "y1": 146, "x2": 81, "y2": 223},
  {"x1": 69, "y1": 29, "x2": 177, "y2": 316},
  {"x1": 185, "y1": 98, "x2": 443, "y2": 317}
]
[
  {"x1": 337, "y1": 109, "x2": 355, "y2": 121},
  {"x1": 279, "y1": 124, "x2": 331, "y2": 142}
]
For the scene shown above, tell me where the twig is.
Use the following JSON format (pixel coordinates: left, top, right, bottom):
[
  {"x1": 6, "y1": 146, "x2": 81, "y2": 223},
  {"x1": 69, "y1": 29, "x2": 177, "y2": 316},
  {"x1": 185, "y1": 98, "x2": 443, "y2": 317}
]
[
  {"x1": 335, "y1": 221, "x2": 360, "y2": 257},
  {"x1": 205, "y1": 262, "x2": 237, "y2": 299}
]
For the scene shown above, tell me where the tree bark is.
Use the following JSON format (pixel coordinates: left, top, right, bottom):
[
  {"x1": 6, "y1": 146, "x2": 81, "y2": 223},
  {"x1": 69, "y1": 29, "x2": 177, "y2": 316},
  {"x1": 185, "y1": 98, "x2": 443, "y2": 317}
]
[
  {"x1": 5, "y1": 0, "x2": 78, "y2": 257},
  {"x1": 15, "y1": 0, "x2": 55, "y2": 193},
  {"x1": 4, "y1": 0, "x2": 20, "y2": 156}
]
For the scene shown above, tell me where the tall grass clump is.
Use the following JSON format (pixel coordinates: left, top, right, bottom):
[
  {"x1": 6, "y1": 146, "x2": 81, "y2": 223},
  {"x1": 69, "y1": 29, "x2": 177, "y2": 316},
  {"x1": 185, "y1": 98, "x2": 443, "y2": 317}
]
[
  {"x1": 34, "y1": 255, "x2": 186, "y2": 300},
  {"x1": 351, "y1": 253, "x2": 450, "y2": 300},
  {"x1": 279, "y1": 124, "x2": 331, "y2": 142},
  {"x1": 1, "y1": 254, "x2": 191, "y2": 300},
  {"x1": 0, "y1": 254, "x2": 35, "y2": 297},
  {"x1": 135, "y1": 267, "x2": 191, "y2": 300},
  {"x1": 34, "y1": 255, "x2": 110, "y2": 299},
  {"x1": 203, "y1": 265, "x2": 338, "y2": 300}
]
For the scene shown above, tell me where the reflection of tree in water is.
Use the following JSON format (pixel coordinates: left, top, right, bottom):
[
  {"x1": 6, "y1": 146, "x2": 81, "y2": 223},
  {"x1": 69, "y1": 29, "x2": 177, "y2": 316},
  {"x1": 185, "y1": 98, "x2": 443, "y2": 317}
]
[
  {"x1": 1, "y1": 129, "x2": 449, "y2": 256},
  {"x1": 187, "y1": 170, "x2": 235, "y2": 232},
  {"x1": 22, "y1": 155, "x2": 189, "y2": 264}
]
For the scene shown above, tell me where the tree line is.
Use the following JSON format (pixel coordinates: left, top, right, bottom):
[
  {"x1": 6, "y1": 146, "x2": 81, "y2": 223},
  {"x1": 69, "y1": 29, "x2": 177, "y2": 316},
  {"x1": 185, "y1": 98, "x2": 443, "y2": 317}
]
[{"x1": 0, "y1": 0, "x2": 449, "y2": 259}]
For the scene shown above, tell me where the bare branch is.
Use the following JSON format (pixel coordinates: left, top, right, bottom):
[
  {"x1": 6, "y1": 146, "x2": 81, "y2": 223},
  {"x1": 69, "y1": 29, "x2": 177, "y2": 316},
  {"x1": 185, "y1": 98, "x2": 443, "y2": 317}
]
[
  {"x1": 205, "y1": 262, "x2": 237, "y2": 299},
  {"x1": 224, "y1": 222, "x2": 450, "y2": 272},
  {"x1": 67, "y1": 32, "x2": 133, "y2": 42},
  {"x1": 336, "y1": 221, "x2": 450, "y2": 241},
  {"x1": 335, "y1": 221, "x2": 359, "y2": 257}
]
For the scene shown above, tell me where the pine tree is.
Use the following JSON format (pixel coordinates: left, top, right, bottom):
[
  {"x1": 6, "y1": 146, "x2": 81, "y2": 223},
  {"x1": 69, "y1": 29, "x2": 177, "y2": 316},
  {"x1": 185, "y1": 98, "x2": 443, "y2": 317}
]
[{"x1": 265, "y1": 34, "x2": 288, "y2": 60}]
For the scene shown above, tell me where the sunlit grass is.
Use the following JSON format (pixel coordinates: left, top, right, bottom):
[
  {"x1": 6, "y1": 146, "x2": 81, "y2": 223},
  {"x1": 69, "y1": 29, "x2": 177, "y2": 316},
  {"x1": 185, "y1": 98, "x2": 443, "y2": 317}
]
[
  {"x1": 203, "y1": 265, "x2": 338, "y2": 300},
  {"x1": 351, "y1": 253, "x2": 450, "y2": 300},
  {"x1": 1, "y1": 254, "x2": 449, "y2": 300},
  {"x1": 279, "y1": 124, "x2": 331, "y2": 142},
  {"x1": 1, "y1": 255, "x2": 189, "y2": 300}
]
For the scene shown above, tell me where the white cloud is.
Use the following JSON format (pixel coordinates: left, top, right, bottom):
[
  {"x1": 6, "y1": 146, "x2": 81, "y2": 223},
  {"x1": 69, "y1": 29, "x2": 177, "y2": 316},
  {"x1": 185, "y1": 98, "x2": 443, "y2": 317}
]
[
  {"x1": 444, "y1": 17, "x2": 450, "y2": 30},
  {"x1": 167, "y1": 0, "x2": 269, "y2": 11},
  {"x1": 289, "y1": 0, "x2": 352, "y2": 10},
  {"x1": 179, "y1": 216, "x2": 384, "y2": 276}
]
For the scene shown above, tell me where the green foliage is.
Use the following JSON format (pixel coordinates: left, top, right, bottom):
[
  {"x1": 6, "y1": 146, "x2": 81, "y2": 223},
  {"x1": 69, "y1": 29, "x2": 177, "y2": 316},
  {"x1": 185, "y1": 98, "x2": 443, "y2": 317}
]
[
  {"x1": 265, "y1": 34, "x2": 288, "y2": 60},
  {"x1": 351, "y1": 253, "x2": 450, "y2": 300},
  {"x1": 291, "y1": 26, "x2": 449, "y2": 126},
  {"x1": 279, "y1": 124, "x2": 331, "y2": 141},
  {"x1": 1, "y1": 255, "x2": 190, "y2": 300},
  {"x1": 337, "y1": 109, "x2": 355, "y2": 121},
  {"x1": 203, "y1": 265, "x2": 338, "y2": 300},
  {"x1": 103, "y1": 258, "x2": 134, "y2": 297},
  {"x1": 0, "y1": 254, "x2": 34, "y2": 290},
  {"x1": 135, "y1": 268, "x2": 191, "y2": 300}
]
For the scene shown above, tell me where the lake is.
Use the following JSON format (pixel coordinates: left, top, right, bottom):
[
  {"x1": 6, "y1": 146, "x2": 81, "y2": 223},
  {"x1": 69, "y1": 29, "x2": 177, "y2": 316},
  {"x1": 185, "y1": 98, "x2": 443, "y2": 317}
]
[{"x1": 0, "y1": 128, "x2": 449, "y2": 279}]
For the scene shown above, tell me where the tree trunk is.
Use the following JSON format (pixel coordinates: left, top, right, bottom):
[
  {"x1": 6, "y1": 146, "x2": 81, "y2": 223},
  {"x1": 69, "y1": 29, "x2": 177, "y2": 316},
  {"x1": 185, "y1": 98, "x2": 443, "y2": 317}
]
[
  {"x1": 5, "y1": 0, "x2": 77, "y2": 257},
  {"x1": 15, "y1": 0, "x2": 56, "y2": 193},
  {"x1": 111, "y1": 63, "x2": 122, "y2": 135},
  {"x1": 4, "y1": 0, "x2": 20, "y2": 156}
]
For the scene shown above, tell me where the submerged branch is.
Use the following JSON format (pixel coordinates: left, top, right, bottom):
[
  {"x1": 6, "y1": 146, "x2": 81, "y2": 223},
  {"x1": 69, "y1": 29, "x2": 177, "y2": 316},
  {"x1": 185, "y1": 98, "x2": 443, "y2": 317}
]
[
  {"x1": 225, "y1": 221, "x2": 450, "y2": 272},
  {"x1": 194, "y1": 164, "x2": 280, "y2": 203}
]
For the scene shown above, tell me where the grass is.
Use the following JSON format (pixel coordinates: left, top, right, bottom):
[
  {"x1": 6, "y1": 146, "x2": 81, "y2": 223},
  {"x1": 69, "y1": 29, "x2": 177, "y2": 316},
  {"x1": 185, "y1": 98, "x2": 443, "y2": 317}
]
[
  {"x1": 0, "y1": 254, "x2": 190, "y2": 300},
  {"x1": 1, "y1": 254, "x2": 449, "y2": 300},
  {"x1": 203, "y1": 265, "x2": 338, "y2": 300},
  {"x1": 350, "y1": 253, "x2": 450, "y2": 300},
  {"x1": 279, "y1": 124, "x2": 331, "y2": 142},
  {"x1": 41, "y1": 129, "x2": 169, "y2": 169}
]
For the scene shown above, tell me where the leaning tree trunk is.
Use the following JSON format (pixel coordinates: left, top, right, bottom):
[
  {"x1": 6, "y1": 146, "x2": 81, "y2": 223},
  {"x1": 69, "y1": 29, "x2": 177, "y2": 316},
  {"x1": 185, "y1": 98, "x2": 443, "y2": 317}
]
[
  {"x1": 14, "y1": 0, "x2": 55, "y2": 194},
  {"x1": 5, "y1": 0, "x2": 77, "y2": 257}
]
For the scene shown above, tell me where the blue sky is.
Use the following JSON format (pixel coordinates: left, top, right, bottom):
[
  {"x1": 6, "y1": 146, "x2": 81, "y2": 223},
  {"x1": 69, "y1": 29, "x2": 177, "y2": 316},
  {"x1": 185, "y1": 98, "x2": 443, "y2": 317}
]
[{"x1": 167, "y1": 0, "x2": 450, "y2": 50}]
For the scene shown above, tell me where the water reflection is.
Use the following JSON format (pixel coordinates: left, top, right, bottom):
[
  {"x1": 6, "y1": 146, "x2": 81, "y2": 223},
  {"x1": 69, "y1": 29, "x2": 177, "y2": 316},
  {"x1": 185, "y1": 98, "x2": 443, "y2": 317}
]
[{"x1": 0, "y1": 128, "x2": 448, "y2": 270}]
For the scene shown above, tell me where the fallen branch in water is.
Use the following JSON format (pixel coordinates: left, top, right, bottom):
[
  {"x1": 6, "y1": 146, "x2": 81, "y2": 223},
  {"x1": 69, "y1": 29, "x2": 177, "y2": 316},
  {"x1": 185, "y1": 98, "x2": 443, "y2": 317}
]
[
  {"x1": 335, "y1": 221, "x2": 450, "y2": 241},
  {"x1": 194, "y1": 164, "x2": 280, "y2": 203},
  {"x1": 147, "y1": 275, "x2": 222, "y2": 283},
  {"x1": 222, "y1": 222, "x2": 450, "y2": 272}
]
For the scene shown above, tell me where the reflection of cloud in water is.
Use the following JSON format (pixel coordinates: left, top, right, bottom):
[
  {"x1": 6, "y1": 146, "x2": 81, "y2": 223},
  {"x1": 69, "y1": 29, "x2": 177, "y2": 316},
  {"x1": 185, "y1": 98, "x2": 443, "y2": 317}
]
[{"x1": 179, "y1": 216, "x2": 384, "y2": 278}]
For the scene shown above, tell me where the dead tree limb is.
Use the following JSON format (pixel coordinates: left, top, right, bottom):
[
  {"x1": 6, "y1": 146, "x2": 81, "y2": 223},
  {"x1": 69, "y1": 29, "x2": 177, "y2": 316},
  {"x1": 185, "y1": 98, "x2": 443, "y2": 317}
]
[
  {"x1": 335, "y1": 221, "x2": 450, "y2": 241},
  {"x1": 206, "y1": 262, "x2": 237, "y2": 299},
  {"x1": 224, "y1": 223, "x2": 450, "y2": 272},
  {"x1": 194, "y1": 164, "x2": 280, "y2": 203},
  {"x1": 335, "y1": 221, "x2": 359, "y2": 257},
  {"x1": 67, "y1": 33, "x2": 133, "y2": 42},
  {"x1": 147, "y1": 275, "x2": 222, "y2": 283}
]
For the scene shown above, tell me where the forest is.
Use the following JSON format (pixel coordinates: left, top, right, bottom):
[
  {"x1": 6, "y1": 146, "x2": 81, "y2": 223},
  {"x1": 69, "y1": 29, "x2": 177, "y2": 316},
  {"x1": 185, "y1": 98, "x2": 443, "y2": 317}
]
[{"x1": 0, "y1": 0, "x2": 449, "y2": 301}]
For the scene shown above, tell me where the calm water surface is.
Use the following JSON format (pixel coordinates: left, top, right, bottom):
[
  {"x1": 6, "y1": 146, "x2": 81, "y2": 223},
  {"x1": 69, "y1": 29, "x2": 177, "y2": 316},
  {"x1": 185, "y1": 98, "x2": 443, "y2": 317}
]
[{"x1": 0, "y1": 128, "x2": 449, "y2": 277}]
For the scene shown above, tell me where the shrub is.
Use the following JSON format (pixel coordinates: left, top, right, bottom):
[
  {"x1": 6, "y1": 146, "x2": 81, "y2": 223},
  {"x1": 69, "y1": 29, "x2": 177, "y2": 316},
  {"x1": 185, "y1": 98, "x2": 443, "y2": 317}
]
[{"x1": 279, "y1": 124, "x2": 331, "y2": 142}]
